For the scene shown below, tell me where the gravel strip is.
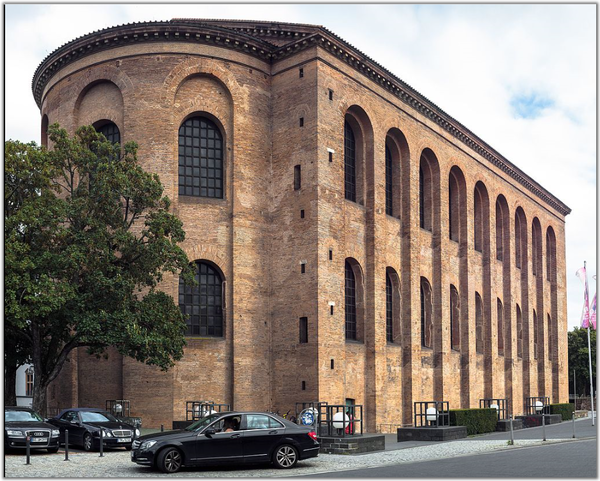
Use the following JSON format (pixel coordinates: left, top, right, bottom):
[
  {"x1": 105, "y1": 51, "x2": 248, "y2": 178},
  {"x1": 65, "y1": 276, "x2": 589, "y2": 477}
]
[{"x1": 4, "y1": 439, "x2": 570, "y2": 478}]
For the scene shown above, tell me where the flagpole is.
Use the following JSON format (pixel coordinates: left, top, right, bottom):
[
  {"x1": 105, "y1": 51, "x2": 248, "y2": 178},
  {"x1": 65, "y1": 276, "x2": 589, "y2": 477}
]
[{"x1": 584, "y1": 261, "x2": 595, "y2": 425}]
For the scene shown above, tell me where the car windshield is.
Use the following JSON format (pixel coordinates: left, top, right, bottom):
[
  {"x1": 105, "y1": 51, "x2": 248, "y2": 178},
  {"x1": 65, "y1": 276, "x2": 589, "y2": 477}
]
[
  {"x1": 80, "y1": 411, "x2": 118, "y2": 423},
  {"x1": 184, "y1": 413, "x2": 222, "y2": 431},
  {"x1": 5, "y1": 410, "x2": 43, "y2": 422}
]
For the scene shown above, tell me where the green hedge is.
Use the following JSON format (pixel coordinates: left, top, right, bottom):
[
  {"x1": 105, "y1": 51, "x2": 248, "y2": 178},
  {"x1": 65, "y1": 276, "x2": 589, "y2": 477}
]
[
  {"x1": 549, "y1": 403, "x2": 575, "y2": 421},
  {"x1": 449, "y1": 408, "x2": 498, "y2": 435}
]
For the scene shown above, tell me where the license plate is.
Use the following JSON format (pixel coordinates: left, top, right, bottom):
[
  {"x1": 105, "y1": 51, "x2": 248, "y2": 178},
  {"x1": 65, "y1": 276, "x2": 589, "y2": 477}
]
[
  {"x1": 118, "y1": 438, "x2": 132, "y2": 443},
  {"x1": 33, "y1": 438, "x2": 48, "y2": 443}
]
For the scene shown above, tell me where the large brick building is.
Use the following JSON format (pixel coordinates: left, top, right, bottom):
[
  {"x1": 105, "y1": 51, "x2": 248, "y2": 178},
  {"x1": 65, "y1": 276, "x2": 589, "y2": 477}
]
[{"x1": 33, "y1": 19, "x2": 570, "y2": 430}]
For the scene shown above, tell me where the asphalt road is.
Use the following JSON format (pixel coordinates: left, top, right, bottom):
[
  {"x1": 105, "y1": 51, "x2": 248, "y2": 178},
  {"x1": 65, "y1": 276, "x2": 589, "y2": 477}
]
[{"x1": 303, "y1": 438, "x2": 597, "y2": 478}]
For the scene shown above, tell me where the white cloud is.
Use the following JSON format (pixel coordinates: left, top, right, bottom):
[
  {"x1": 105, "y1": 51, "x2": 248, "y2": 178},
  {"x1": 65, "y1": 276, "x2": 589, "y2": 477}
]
[{"x1": 4, "y1": 4, "x2": 596, "y2": 330}]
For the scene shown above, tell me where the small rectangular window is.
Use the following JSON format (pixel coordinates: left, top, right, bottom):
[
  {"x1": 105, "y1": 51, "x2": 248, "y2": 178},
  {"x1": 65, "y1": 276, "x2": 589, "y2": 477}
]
[
  {"x1": 330, "y1": 305, "x2": 334, "y2": 315},
  {"x1": 329, "y1": 249, "x2": 333, "y2": 260},
  {"x1": 329, "y1": 152, "x2": 333, "y2": 162},
  {"x1": 328, "y1": 89, "x2": 333, "y2": 100},
  {"x1": 299, "y1": 67, "x2": 304, "y2": 78},
  {"x1": 302, "y1": 381, "x2": 306, "y2": 390},
  {"x1": 300, "y1": 209, "x2": 305, "y2": 218},
  {"x1": 330, "y1": 359, "x2": 334, "y2": 369},
  {"x1": 299, "y1": 317, "x2": 308, "y2": 343},
  {"x1": 301, "y1": 263, "x2": 306, "y2": 274},
  {"x1": 299, "y1": 117, "x2": 304, "y2": 127},
  {"x1": 294, "y1": 165, "x2": 301, "y2": 190}
]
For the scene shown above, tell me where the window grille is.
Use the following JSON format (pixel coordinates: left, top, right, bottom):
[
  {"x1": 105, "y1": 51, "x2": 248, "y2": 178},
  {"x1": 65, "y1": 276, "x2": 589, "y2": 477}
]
[
  {"x1": 344, "y1": 121, "x2": 356, "y2": 202},
  {"x1": 178, "y1": 117, "x2": 223, "y2": 198},
  {"x1": 385, "y1": 144, "x2": 393, "y2": 216},
  {"x1": 179, "y1": 261, "x2": 223, "y2": 337},
  {"x1": 345, "y1": 261, "x2": 357, "y2": 340},
  {"x1": 386, "y1": 274, "x2": 393, "y2": 342}
]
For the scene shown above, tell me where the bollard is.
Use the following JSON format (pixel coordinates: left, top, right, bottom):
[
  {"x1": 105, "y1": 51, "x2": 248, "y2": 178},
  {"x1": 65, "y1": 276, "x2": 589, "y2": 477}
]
[
  {"x1": 542, "y1": 412, "x2": 546, "y2": 441},
  {"x1": 65, "y1": 430, "x2": 69, "y2": 461},
  {"x1": 572, "y1": 412, "x2": 576, "y2": 438},
  {"x1": 509, "y1": 415, "x2": 514, "y2": 445},
  {"x1": 25, "y1": 436, "x2": 31, "y2": 465},
  {"x1": 99, "y1": 430, "x2": 104, "y2": 457},
  {"x1": 161, "y1": 424, "x2": 164, "y2": 432}
]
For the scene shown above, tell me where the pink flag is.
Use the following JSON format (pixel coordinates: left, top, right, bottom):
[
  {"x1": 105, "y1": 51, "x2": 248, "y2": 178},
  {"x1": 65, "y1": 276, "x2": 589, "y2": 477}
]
[
  {"x1": 590, "y1": 293, "x2": 597, "y2": 330},
  {"x1": 576, "y1": 266, "x2": 590, "y2": 328}
]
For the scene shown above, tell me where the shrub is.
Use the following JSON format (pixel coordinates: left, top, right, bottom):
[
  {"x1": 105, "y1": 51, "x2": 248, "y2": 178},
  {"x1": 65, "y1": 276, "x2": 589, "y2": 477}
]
[
  {"x1": 449, "y1": 408, "x2": 498, "y2": 435},
  {"x1": 549, "y1": 403, "x2": 575, "y2": 421}
]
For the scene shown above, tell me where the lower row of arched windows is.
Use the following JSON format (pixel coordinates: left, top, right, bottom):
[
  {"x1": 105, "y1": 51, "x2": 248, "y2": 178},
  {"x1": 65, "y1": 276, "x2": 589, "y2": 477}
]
[{"x1": 178, "y1": 260, "x2": 553, "y2": 361}]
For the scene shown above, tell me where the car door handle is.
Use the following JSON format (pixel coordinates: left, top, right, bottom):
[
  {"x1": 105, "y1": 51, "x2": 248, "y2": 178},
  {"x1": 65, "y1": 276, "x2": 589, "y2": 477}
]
[
  {"x1": 230, "y1": 434, "x2": 241, "y2": 439},
  {"x1": 269, "y1": 430, "x2": 279, "y2": 435}
]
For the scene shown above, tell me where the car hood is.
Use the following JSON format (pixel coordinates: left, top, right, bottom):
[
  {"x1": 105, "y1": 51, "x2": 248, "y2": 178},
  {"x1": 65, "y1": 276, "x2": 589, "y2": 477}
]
[
  {"x1": 83, "y1": 421, "x2": 135, "y2": 430},
  {"x1": 5, "y1": 421, "x2": 56, "y2": 431}
]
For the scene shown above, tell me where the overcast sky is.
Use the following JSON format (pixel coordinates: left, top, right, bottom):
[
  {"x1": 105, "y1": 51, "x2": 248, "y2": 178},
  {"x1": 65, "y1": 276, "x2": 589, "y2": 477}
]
[{"x1": 4, "y1": 3, "x2": 597, "y2": 331}]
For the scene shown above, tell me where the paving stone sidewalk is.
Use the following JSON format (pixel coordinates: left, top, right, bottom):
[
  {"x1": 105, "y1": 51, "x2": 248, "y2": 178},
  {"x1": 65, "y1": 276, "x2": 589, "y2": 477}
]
[{"x1": 4, "y1": 438, "x2": 571, "y2": 478}]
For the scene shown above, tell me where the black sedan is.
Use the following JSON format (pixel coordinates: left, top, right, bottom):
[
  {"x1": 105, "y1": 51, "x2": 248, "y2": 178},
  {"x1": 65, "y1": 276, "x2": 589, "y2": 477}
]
[
  {"x1": 131, "y1": 411, "x2": 320, "y2": 473},
  {"x1": 5, "y1": 406, "x2": 60, "y2": 453},
  {"x1": 48, "y1": 408, "x2": 140, "y2": 451}
]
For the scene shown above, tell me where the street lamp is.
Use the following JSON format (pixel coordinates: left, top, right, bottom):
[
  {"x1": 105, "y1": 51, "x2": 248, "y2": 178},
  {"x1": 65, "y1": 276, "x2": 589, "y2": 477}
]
[{"x1": 535, "y1": 400, "x2": 544, "y2": 413}]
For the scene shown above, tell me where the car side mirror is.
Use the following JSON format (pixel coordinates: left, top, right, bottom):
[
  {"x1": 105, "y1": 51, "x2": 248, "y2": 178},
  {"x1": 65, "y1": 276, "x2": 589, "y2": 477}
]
[{"x1": 204, "y1": 428, "x2": 216, "y2": 437}]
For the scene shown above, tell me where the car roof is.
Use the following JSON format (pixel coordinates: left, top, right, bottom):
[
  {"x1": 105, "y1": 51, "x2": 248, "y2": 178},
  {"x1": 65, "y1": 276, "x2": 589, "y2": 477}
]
[
  {"x1": 5, "y1": 406, "x2": 35, "y2": 411},
  {"x1": 54, "y1": 407, "x2": 108, "y2": 418}
]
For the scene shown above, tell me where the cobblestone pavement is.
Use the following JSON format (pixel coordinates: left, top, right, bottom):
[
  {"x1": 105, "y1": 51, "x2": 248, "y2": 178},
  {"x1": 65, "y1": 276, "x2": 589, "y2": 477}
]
[{"x1": 4, "y1": 439, "x2": 572, "y2": 478}]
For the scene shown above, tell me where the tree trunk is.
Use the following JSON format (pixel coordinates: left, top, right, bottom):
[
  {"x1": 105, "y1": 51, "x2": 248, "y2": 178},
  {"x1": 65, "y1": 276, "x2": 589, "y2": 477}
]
[
  {"x1": 32, "y1": 379, "x2": 48, "y2": 417},
  {"x1": 4, "y1": 362, "x2": 18, "y2": 406}
]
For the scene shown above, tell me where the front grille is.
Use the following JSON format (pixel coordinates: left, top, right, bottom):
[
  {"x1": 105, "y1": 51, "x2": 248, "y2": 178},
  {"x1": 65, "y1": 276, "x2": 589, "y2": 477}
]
[
  {"x1": 25, "y1": 430, "x2": 50, "y2": 446},
  {"x1": 112, "y1": 430, "x2": 132, "y2": 438}
]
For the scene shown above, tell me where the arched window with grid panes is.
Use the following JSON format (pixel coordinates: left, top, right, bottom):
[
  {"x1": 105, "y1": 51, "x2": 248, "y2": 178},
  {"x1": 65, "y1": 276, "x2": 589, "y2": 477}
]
[
  {"x1": 97, "y1": 121, "x2": 121, "y2": 145},
  {"x1": 179, "y1": 261, "x2": 224, "y2": 337},
  {"x1": 345, "y1": 260, "x2": 357, "y2": 340},
  {"x1": 344, "y1": 121, "x2": 356, "y2": 202},
  {"x1": 178, "y1": 116, "x2": 223, "y2": 198},
  {"x1": 386, "y1": 273, "x2": 393, "y2": 342},
  {"x1": 385, "y1": 143, "x2": 393, "y2": 216}
]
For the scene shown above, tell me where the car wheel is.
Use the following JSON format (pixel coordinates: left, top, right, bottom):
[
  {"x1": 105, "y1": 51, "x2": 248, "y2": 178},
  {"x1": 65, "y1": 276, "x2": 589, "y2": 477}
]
[
  {"x1": 47, "y1": 447, "x2": 59, "y2": 454},
  {"x1": 83, "y1": 433, "x2": 94, "y2": 452},
  {"x1": 273, "y1": 444, "x2": 298, "y2": 469},
  {"x1": 157, "y1": 447, "x2": 183, "y2": 474}
]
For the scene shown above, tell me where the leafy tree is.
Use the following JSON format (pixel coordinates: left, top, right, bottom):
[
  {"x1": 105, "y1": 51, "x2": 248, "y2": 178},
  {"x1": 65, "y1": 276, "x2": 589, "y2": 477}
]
[
  {"x1": 5, "y1": 125, "x2": 194, "y2": 415},
  {"x1": 568, "y1": 327, "x2": 596, "y2": 397}
]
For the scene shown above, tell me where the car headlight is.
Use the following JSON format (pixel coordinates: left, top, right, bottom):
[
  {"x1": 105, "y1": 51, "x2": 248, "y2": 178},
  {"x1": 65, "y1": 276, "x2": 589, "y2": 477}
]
[
  {"x1": 140, "y1": 440, "x2": 157, "y2": 451},
  {"x1": 51, "y1": 430, "x2": 60, "y2": 437},
  {"x1": 102, "y1": 429, "x2": 113, "y2": 437},
  {"x1": 135, "y1": 428, "x2": 140, "y2": 437},
  {"x1": 6, "y1": 430, "x2": 23, "y2": 437}
]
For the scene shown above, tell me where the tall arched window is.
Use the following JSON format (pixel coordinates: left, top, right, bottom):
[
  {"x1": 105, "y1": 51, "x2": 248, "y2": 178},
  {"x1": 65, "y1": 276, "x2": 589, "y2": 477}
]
[
  {"x1": 516, "y1": 304, "x2": 523, "y2": 358},
  {"x1": 179, "y1": 116, "x2": 223, "y2": 198},
  {"x1": 419, "y1": 150, "x2": 438, "y2": 232},
  {"x1": 532, "y1": 219, "x2": 542, "y2": 277},
  {"x1": 345, "y1": 260, "x2": 357, "y2": 340},
  {"x1": 497, "y1": 299, "x2": 504, "y2": 356},
  {"x1": 450, "y1": 285, "x2": 460, "y2": 351},
  {"x1": 496, "y1": 196, "x2": 509, "y2": 262},
  {"x1": 385, "y1": 143, "x2": 393, "y2": 216},
  {"x1": 474, "y1": 186, "x2": 484, "y2": 252},
  {"x1": 179, "y1": 261, "x2": 224, "y2": 337},
  {"x1": 546, "y1": 227, "x2": 557, "y2": 282},
  {"x1": 475, "y1": 293, "x2": 484, "y2": 354},
  {"x1": 344, "y1": 121, "x2": 356, "y2": 202},
  {"x1": 421, "y1": 277, "x2": 432, "y2": 348},
  {"x1": 386, "y1": 273, "x2": 393, "y2": 342},
  {"x1": 41, "y1": 115, "x2": 49, "y2": 148},
  {"x1": 97, "y1": 122, "x2": 121, "y2": 145},
  {"x1": 515, "y1": 208, "x2": 527, "y2": 270}
]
